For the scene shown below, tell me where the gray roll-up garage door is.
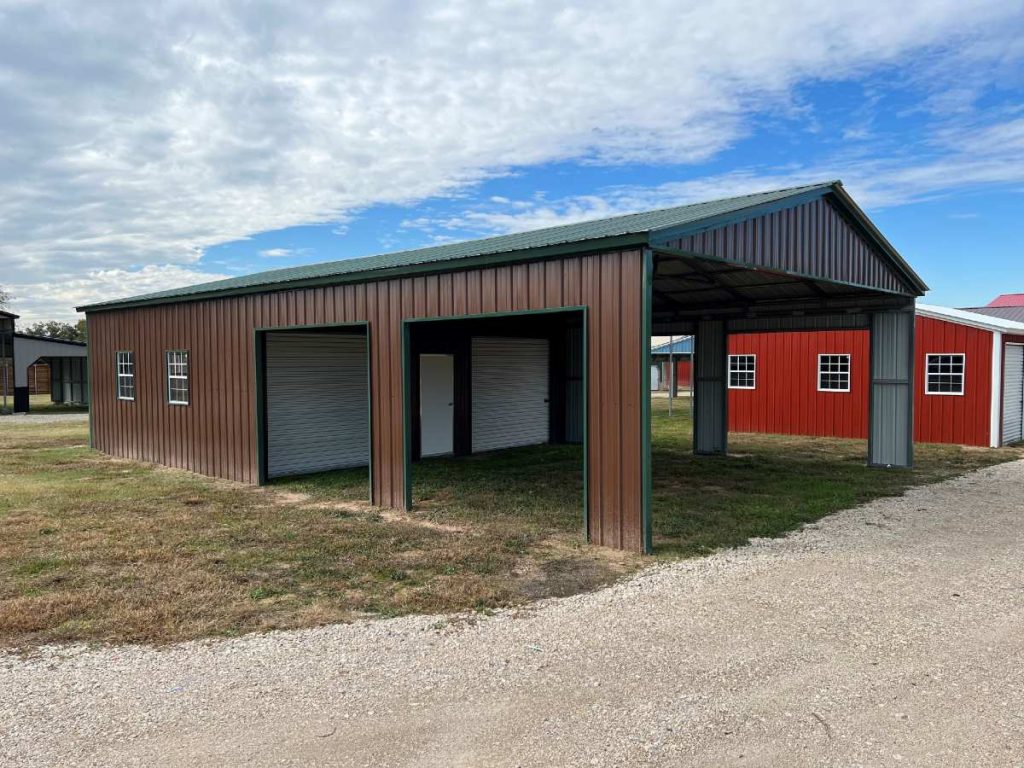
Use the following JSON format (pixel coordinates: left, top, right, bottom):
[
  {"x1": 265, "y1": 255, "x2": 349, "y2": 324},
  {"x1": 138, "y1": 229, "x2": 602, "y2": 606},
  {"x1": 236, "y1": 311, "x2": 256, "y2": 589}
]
[
  {"x1": 265, "y1": 332, "x2": 369, "y2": 478},
  {"x1": 472, "y1": 337, "x2": 549, "y2": 453},
  {"x1": 1003, "y1": 344, "x2": 1024, "y2": 445}
]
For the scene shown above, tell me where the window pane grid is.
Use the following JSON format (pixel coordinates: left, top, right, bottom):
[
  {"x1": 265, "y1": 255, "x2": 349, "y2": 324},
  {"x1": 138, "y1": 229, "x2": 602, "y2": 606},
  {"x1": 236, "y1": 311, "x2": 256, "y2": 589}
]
[
  {"x1": 925, "y1": 354, "x2": 965, "y2": 395},
  {"x1": 818, "y1": 354, "x2": 850, "y2": 392},
  {"x1": 116, "y1": 351, "x2": 135, "y2": 400},
  {"x1": 728, "y1": 355, "x2": 756, "y2": 389},
  {"x1": 166, "y1": 350, "x2": 190, "y2": 405}
]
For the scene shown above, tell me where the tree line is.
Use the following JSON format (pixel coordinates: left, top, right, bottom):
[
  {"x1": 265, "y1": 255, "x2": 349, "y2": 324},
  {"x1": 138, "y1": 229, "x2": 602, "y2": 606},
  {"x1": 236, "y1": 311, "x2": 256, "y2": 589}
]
[{"x1": 0, "y1": 286, "x2": 87, "y2": 342}]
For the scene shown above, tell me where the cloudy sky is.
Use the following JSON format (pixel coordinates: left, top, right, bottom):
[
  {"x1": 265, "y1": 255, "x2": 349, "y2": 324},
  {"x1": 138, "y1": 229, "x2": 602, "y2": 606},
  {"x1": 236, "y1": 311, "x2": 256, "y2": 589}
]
[{"x1": 2, "y1": 0, "x2": 1023, "y2": 323}]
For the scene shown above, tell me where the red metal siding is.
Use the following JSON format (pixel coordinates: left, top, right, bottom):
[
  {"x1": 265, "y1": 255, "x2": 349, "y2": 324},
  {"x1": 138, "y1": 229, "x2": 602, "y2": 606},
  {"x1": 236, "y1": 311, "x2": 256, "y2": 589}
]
[
  {"x1": 728, "y1": 331, "x2": 870, "y2": 439},
  {"x1": 914, "y1": 317, "x2": 993, "y2": 447},
  {"x1": 657, "y1": 359, "x2": 691, "y2": 389},
  {"x1": 88, "y1": 249, "x2": 647, "y2": 551},
  {"x1": 726, "y1": 318, "x2": 998, "y2": 447}
]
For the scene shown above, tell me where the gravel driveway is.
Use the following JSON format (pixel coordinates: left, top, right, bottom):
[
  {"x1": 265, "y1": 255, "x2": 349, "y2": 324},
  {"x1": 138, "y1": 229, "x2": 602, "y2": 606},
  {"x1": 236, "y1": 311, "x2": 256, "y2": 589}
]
[{"x1": 3, "y1": 460, "x2": 1023, "y2": 767}]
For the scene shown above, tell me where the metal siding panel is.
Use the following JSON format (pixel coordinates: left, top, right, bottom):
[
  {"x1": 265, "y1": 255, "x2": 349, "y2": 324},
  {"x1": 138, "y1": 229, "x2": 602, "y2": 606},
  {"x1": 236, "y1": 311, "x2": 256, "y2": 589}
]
[
  {"x1": 471, "y1": 337, "x2": 550, "y2": 452},
  {"x1": 694, "y1": 320, "x2": 727, "y2": 453},
  {"x1": 88, "y1": 248, "x2": 647, "y2": 550},
  {"x1": 913, "y1": 316, "x2": 992, "y2": 447},
  {"x1": 869, "y1": 310, "x2": 914, "y2": 466},
  {"x1": 565, "y1": 325, "x2": 584, "y2": 443},
  {"x1": 668, "y1": 197, "x2": 906, "y2": 295},
  {"x1": 1003, "y1": 345, "x2": 1023, "y2": 444},
  {"x1": 265, "y1": 333, "x2": 369, "y2": 477}
]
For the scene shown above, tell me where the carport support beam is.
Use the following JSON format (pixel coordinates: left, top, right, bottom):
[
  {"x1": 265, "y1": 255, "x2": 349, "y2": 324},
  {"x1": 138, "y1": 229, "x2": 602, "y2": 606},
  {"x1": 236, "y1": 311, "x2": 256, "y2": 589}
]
[
  {"x1": 693, "y1": 319, "x2": 728, "y2": 455},
  {"x1": 868, "y1": 308, "x2": 915, "y2": 468}
]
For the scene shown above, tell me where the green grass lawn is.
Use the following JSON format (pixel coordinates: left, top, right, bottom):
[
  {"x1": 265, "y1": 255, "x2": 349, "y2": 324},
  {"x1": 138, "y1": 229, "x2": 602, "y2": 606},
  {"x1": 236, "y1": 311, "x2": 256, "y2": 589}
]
[
  {"x1": 0, "y1": 393, "x2": 89, "y2": 415},
  {"x1": 0, "y1": 399, "x2": 1018, "y2": 647}
]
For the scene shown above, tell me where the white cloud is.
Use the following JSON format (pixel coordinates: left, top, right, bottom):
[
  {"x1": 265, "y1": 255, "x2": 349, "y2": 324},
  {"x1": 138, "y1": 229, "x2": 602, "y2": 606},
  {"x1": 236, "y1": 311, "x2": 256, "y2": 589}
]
[
  {"x1": 0, "y1": 0, "x2": 1021, "y2": 322},
  {"x1": 8, "y1": 264, "x2": 230, "y2": 326},
  {"x1": 259, "y1": 247, "x2": 311, "y2": 258},
  {"x1": 400, "y1": 114, "x2": 1024, "y2": 238}
]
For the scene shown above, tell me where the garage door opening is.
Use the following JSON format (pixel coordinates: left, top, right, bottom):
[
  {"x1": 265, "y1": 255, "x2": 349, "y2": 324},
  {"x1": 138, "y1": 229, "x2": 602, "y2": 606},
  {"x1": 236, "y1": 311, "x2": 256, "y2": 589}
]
[
  {"x1": 1004, "y1": 344, "x2": 1024, "y2": 445},
  {"x1": 404, "y1": 309, "x2": 586, "y2": 533},
  {"x1": 256, "y1": 324, "x2": 371, "y2": 496}
]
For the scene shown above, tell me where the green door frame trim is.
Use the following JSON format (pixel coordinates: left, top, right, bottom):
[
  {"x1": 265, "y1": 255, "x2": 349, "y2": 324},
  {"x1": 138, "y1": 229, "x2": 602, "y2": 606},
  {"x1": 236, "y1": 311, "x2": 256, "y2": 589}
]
[
  {"x1": 252, "y1": 320, "x2": 373, "y2": 501},
  {"x1": 641, "y1": 248, "x2": 654, "y2": 554},
  {"x1": 85, "y1": 319, "x2": 95, "y2": 448},
  {"x1": 400, "y1": 305, "x2": 590, "y2": 540}
]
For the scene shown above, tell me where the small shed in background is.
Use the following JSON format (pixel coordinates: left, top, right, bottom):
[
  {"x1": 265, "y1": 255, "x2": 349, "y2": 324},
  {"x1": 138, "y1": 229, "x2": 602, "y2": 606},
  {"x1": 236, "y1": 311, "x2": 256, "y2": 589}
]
[
  {"x1": 650, "y1": 336, "x2": 693, "y2": 393},
  {"x1": 963, "y1": 293, "x2": 1024, "y2": 324}
]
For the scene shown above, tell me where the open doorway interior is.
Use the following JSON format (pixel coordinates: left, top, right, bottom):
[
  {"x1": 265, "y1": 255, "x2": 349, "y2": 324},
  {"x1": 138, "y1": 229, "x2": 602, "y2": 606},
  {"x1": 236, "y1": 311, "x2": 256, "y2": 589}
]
[{"x1": 407, "y1": 309, "x2": 585, "y2": 535}]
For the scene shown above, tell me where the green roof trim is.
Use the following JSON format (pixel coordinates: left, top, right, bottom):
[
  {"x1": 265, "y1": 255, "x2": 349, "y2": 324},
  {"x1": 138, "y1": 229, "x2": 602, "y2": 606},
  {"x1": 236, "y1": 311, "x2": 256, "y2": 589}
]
[{"x1": 78, "y1": 180, "x2": 925, "y2": 312}]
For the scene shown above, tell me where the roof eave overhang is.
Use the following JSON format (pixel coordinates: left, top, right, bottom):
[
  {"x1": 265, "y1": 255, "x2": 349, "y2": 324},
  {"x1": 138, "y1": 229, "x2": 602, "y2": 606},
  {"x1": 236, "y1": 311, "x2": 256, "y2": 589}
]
[
  {"x1": 78, "y1": 232, "x2": 650, "y2": 313},
  {"x1": 916, "y1": 306, "x2": 1024, "y2": 335}
]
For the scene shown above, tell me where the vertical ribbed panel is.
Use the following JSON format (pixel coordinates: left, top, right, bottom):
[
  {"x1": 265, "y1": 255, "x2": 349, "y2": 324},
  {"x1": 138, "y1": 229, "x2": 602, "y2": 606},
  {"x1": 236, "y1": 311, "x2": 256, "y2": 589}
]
[
  {"x1": 565, "y1": 325, "x2": 584, "y2": 443},
  {"x1": 48, "y1": 356, "x2": 89, "y2": 404},
  {"x1": 869, "y1": 310, "x2": 914, "y2": 467},
  {"x1": 471, "y1": 337, "x2": 550, "y2": 453},
  {"x1": 1003, "y1": 345, "x2": 1024, "y2": 444},
  {"x1": 87, "y1": 249, "x2": 647, "y2": 551},
  {"x1": 265, "y1": 332, "x2": 369, "y2": 478},
  {"x1": 694, "y1": 319, "x2": 728, "y2": 454},
  {"x1": 665, "y1": 197, "x2": 909, "y2": 294}
]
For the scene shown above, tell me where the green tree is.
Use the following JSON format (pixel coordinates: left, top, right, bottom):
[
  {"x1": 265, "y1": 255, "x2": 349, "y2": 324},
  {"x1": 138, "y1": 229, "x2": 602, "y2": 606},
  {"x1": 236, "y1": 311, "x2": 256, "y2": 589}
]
[
  {"x1": 23, "y1": 320, "x2": 86, "y2": 342},
  {"x1": 0, "y1": 286, "x2": 11, "y2": 310}
]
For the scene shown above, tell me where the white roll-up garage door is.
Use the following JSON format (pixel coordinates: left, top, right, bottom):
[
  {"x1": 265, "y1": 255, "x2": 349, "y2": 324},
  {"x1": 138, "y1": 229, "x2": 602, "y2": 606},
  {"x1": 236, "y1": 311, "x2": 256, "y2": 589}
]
[
  {"x1": 472, "y1": 337, "x2": 549, "y2": 453},
  {"x1": 1003, "y1": 344, "x2": 1024, "y2": 445},
  {"x1": 265, "y1": 332, "x2": 369, "y2": 478}
]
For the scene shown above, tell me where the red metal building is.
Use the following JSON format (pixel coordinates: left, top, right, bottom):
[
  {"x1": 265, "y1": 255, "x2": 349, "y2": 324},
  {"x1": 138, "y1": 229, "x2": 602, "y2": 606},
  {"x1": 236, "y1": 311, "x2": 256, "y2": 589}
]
[{"x1": 727, "y1": 304, "x2": 1024, "y2": 447}]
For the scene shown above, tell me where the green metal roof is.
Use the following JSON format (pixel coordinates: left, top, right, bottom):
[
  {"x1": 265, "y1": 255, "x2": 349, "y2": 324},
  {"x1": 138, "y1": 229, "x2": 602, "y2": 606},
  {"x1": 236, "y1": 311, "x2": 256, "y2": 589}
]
[{"x1": 80, "y1": 180, "x2": 920, "y2": 312}]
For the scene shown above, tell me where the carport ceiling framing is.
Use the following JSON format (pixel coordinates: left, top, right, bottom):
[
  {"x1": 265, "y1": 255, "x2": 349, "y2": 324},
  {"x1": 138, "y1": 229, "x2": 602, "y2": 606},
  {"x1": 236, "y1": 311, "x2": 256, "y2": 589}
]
[{"x1": 649, "y1": 247, "x2": 913, "y2": 333}]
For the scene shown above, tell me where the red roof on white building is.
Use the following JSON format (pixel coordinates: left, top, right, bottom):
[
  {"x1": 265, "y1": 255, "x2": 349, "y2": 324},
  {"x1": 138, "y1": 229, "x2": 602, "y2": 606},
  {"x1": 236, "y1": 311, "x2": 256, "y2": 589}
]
[{"x1": 987, "y1": 293, "x2": 1024, "y2": 307}]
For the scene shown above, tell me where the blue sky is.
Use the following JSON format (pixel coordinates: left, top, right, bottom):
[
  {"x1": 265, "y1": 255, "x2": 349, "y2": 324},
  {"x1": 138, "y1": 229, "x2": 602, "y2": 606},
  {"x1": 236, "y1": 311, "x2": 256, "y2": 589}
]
[
  {"x1": 2, "y1": 1, "x2": 1023, "y2": 322},
  {"x1": 205, "y1": 72, "x2": 1023, "y2": 309}
]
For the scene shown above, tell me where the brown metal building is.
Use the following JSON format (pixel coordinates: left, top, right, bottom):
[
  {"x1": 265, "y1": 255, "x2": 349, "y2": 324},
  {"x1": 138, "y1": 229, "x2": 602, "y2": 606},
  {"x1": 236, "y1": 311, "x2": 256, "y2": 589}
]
[{"x1": 80, "y1": 181, "x2": 927, "y2": 552}]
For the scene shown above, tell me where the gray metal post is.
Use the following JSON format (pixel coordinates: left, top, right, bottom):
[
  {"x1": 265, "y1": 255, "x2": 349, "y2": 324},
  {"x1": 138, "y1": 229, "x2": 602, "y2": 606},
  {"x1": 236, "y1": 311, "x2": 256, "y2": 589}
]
[
  {"x1": 668, "y1": 334, "x2": 674, "y2": 416},
  {"x1": 868, "y1": 308, "x2": 915, "y2": 468},
  {"x1": 693, "y1": 320, "x2": 728, "y2": 455}
]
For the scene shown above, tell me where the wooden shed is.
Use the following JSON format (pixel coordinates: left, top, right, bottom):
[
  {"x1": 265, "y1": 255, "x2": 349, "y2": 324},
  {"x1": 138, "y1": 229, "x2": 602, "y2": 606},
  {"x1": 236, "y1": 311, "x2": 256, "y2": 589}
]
[{"x1": 79, "y1": 181, "x2": 927, "y2": 552}]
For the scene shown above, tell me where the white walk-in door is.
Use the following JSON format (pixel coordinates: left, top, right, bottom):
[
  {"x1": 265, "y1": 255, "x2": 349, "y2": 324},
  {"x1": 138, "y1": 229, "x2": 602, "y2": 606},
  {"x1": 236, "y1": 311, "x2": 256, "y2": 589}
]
[
  {"x1": 265, "y1": 332, "x2": 369, "y2": 478},
  {"x1": 420, "y1": 354, "x2": 454, "y2": 457},
  {"x1": 472, "y1": 337, "x2": 549, "y2": 453},
  {"x1": 1003, "y1": 344, "x2": 1024, "y2": 445}
]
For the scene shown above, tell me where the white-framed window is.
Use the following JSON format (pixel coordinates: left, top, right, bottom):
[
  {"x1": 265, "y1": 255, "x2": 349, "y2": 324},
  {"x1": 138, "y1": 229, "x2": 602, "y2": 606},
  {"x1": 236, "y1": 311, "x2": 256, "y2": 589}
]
[
  {"x1": 925, "y1": 353, "x2": 965, "y2": 395},
  {"x1": 818, "y1": 354, "x2": 851, "y2": 392},
  {"x1": 166, "y1": 350, "x2": 190, "y2": 405},
  {"x1": 116, "y1": 351, "x2": 135, "y2": 401},
  {"x1": 728, "y1": 354, "x2": 756, "y2": 389}
]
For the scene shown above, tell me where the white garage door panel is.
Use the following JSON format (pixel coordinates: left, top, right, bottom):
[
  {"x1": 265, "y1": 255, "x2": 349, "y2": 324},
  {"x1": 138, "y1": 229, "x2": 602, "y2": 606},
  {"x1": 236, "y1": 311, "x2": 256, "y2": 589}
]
[
  {"x1": 1003, "y1": 345, "x2": 1024, "y2": 445},
  {"x1": 472, "y1": 337, "x2": 549, "y2": 453},
  {"x1": 266, "y1": 333, "x2": 369, "y2": 478}
]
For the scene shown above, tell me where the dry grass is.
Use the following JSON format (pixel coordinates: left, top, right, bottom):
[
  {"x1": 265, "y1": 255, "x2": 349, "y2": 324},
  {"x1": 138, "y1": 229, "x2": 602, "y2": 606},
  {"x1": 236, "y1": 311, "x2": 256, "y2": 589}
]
[
  {"x1": 0, "y1": 420, "x2": 626, "y2": 648},
  {"x1": 1, "y1": 400, "x2": 1019, "y2": 648}
]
